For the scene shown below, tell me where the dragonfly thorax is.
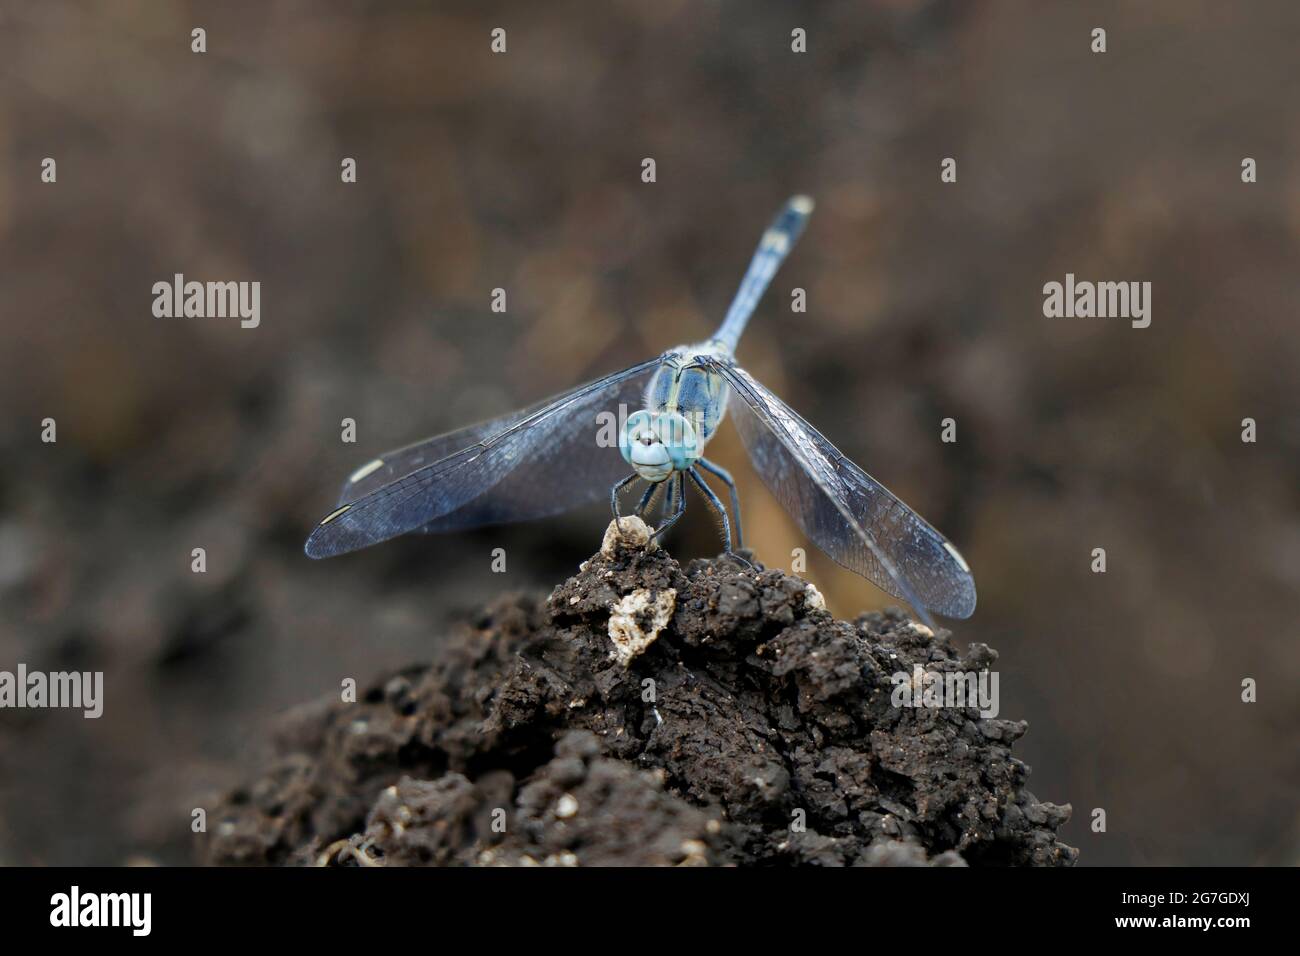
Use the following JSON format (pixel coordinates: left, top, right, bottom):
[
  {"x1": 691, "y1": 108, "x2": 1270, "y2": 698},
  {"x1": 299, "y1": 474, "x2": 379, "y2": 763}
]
[
  {"x1": 645, "y1": 344, "x2": 731, "y2": 437},
  {"x1": 619, "y1": 409, "x2": 701, "y2": 482}
]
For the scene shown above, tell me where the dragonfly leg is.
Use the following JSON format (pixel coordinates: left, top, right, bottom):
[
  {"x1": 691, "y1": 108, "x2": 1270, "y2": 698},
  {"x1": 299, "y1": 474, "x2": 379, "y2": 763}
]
[
  {"x1": 609, "y1": 472, "x2": 641, "y2": 529},
  {"x1": 651, "y1": 473, "x2": 686, "y2": 540},
  {"x1": 687, "y1": 468, "x2": 754, "y2": 570},
  {"x1": 634, "y1": 481, "x2": 659, "y2": 519},
  {"x1": 696, "y1": 457, "x2": 744, "y2": 550}
]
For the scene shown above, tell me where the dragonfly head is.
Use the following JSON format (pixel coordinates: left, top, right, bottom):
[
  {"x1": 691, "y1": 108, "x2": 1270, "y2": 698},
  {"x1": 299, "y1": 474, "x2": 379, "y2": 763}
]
[{"x1": 619, "y1": 409, "x2": 700, "y2": 482}]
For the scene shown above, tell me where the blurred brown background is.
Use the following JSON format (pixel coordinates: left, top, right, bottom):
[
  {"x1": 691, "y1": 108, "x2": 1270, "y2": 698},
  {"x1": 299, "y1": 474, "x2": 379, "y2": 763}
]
[{"x1": 1, "y1": 0, "x2": 1297, "y2": 865}]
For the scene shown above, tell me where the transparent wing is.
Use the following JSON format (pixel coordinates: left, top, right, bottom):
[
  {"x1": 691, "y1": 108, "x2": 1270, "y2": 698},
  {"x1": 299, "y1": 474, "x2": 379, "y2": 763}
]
[
  {"x1": 305, "y1": 358, "x2": 662, "y2": 558},
  {"x1": 704, "y1": 359, "x2": 976, "y2": 625},
  {"x1": 337, "y1": 400, "x2": 548, "y2": 505}
]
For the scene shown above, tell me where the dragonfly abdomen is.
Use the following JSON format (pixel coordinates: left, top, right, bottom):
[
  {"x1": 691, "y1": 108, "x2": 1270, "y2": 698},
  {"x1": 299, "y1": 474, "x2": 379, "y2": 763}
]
[{"x1": 712, "y1": 195, "x2": 814, "y2": 353}]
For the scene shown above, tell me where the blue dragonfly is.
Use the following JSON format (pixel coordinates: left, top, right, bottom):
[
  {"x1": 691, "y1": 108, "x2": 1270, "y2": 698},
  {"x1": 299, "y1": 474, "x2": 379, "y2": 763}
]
[{"x1": 306, "y1": 197, "x2": 976, "y2": 628}]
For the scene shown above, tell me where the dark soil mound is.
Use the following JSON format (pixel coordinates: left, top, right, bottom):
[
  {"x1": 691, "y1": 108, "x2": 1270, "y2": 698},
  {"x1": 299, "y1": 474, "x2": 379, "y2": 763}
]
[{"x1": 201, "y1": 521, "x2": 1077, "y2": 866}]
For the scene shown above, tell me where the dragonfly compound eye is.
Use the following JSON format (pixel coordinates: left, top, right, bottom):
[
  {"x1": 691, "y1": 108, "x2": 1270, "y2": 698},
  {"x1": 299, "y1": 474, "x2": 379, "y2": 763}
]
[
  {"x1": 619, "y1": 410, "x2": 698, "y2": 482},
  {"x1": 654, "y1": 411, "x2": 700, "y2": 471}
]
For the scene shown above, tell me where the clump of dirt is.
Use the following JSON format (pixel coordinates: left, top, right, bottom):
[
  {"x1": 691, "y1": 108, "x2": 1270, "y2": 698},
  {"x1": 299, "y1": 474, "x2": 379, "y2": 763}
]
[{"x1": 201, "y1": 521, "x2": 1077, "y2": 866}]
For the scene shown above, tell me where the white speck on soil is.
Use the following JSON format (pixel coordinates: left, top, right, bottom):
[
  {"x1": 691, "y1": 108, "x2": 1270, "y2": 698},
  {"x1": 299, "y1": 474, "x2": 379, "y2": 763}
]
[{"x1": 555, "y1": 794, "x2": 579, "y2": 819}]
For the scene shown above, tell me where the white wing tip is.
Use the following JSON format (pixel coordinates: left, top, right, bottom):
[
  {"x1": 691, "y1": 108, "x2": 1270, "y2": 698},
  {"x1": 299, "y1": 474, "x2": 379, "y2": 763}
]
[
  {"x1": 319, "y1": 504, "x2": 352, "y2": 526},
  {"x1": 790, "y1": 195, "x2": 814, "y2": 215},
  {"x1": 347, "y1": 458, "x2": 385, "y2": 484},
  {"x1": 943, "y1": 540, "x2": 971, "y2": 573}
]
